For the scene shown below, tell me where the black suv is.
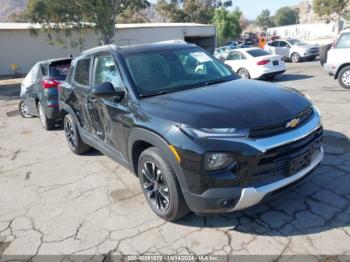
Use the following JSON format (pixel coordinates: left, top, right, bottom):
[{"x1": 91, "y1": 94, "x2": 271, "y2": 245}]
[
  {"x1": 59, "y1": 43, "x2": 323, "y2": 221},
  {"x1": 20, "y1": 58, "x2": 72, "y2": 130}
]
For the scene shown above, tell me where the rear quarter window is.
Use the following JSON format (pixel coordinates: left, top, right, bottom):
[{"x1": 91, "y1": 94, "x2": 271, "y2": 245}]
[
  {"x1": 246, "y1": 49, "x2": 271, "y2": 57},
  {"x1": 73, "y1": 59, "x2": 91, "y2": 86}
]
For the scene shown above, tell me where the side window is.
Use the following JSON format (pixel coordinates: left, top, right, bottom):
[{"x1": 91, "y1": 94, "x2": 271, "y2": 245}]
[
  {"x1": 336, "y1": 33, "x2": 350, "y2": 48},
  {"x1": 279, "y1": 41, "x2": 288, "y2": 47},
  {"x1": 93, "y1": 55, "x2": 123, "y2": 91},
  {"x1": 74, "y1": 58, "x2": 91, "y2": 86},
  {"x1": 227, "y1": 52, "x2": 241, "y2": 61}
]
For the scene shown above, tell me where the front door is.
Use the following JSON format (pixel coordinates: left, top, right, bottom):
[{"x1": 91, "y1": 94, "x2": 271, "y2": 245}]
[{"x1": 88, "y1": 53, "x2": 128, "y2": 153}]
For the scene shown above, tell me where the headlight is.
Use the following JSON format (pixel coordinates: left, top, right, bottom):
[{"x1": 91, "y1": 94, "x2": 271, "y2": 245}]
[
  {"x1": 205, "y1": 153, "x2": 234, "y2": 171},
  {"x1": 179, "y1": 125, "x2": 249, "y2": 139}
]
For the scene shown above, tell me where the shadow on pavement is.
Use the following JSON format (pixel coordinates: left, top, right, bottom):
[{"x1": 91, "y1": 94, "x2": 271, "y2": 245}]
[
  {"x1": 272, "y1": 74, "x2": 314, "y2": 83},
  {"x1": 179, "y1": 130, "x2": 350, "y2": 236}
]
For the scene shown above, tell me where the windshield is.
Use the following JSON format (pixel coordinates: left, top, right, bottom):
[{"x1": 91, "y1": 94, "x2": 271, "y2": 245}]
[
  {"x1": 122, "y1": 47, "x2": 235, "y2": 97},
  {"x1": 288, "y1": 39, "x2": 307, "y2": 46}
]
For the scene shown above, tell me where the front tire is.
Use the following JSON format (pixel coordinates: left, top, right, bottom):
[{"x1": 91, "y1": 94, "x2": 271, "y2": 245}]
[
  {"x1": 138, "y1": 147, "x2": 189, "y2": 222},
  {"x1": 63, "y1": 114, "x2": 91, "y2": 154},
  {"x1": 291, "y1": 52, "x2": 301, "y2": 63},
  {"x1": 38, "y1": 101, "x2": 55, "y2": 130},
  {"x1": 338, "y1": 66, "x2": 350, "y2": 89},
  {"x1": 307, "y1": 56, "x2": 316, "y2": 61}
]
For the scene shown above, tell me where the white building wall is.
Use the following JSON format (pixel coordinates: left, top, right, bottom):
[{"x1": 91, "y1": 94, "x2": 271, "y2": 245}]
[
  {"x1": 0, "y1": 24, "x2": 215, "y2": 75},
  {"x1": 267, "y1": 23, "x2": 338, "y2": 44}
]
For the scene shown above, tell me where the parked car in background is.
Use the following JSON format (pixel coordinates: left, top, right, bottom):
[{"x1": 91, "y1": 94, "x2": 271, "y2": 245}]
[
  {"x1": 59, "y1": 42, "x2": 323, "y2": 221},
  {"x1": 265, "y1": 39, "x2": 319, "y2": 63},
  {"x1": 324, "y1": 29, "x2": 350, "y2": 89},
  {"x1": 19, "y1": 58, "x2": 72, "y2": 130},
  {"x1": 214, "y1": 46, "x2": 237, "y2": 61},
  {"x1": 224, "y1": 48, "x2": 286, "y2": 80},
  {"x1": 225, "y1": 41, "x2": 239, "y2": 48}
]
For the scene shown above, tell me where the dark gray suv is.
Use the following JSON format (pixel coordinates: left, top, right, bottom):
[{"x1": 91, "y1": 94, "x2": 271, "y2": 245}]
[{"x1": 20, "y1": 58, "x2": 72, "y2": 130}]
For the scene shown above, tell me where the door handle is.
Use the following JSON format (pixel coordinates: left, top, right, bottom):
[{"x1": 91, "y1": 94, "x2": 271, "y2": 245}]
[{"x1": 88, "y1": 97, "x2": 98, "y2": 103}]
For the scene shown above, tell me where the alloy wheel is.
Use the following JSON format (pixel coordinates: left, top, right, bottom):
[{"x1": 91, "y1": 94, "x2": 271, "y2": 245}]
[
  {"x1": 20, "y1": 101, "x2": 32, "y2": 118},
  {"x1": 238, "y1": 69, "x2": 249, "y2": 79},
  {"x1": 341, "y1": 70, "x2": 350, "y2": 87},
  {"x1": 291, "y1": 53, "x2": 299, "y2": 63},
  {"x1": 142, "y1": 161, "x2": 170, "y2": 211},
  {"x1": 65, "y1": 120, "x2": 77, "y2": 150}
]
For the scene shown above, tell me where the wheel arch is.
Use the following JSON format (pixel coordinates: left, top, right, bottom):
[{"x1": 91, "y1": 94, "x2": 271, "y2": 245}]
[
  {"x1": 59, "y1": 102, "x2": 81, "y2": 128},
  {"x1": 128, "y1": 128, "x2": 188, "y2": 191},
  {"x1": 335, "y1": 63, "x2": 350, "y2": 79}
]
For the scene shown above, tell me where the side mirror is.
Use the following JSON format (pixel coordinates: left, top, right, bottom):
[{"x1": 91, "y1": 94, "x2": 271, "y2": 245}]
[{"x1": 91, "y1": 82, "x2": 125, "y2": 100}]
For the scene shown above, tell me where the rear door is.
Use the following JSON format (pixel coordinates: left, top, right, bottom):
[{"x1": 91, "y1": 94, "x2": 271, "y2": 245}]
[
  {"x1": 26, "y1": 63, "x2": 44, "y2": 115},
  {"x1": 277, "y1": 41, "x2": 291, "y2": 58},
  {"x1": 224, "y1": 51, "x2": 248, "y2": 72},
  {"x1": 71, "y1": 57, "x2": 93, "y2": 131}
]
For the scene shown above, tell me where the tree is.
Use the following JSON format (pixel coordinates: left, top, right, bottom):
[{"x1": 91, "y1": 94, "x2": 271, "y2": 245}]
[
  {"x1": 313, "y1": 0, "x2": 350, "y2": 33},
  {"x1": 255, "y1": 9, "x2": 274, "y2": 30},
  {"x1": 155, "y1": 0, "x2": 231, "y2": 24},
  {"x1": 25, "y1": 0, "x2": 150, "y2": 47},
  {"x1": 213, "y1": 7, "x2": 242, "y2": 45},
  {"x1": 274, "y1": 7, "x2": 298, "y2": 26}
]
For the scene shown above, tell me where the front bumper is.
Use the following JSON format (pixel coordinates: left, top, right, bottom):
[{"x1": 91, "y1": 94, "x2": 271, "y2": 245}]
[
  {"x1": 323, "y1": 63, "x2": 336, "y2": 76},
  {"x1": 182, "y1": 106, "x2": 323, "y2": 214},
  {"x1": 232, "y1": 147, "x2": 323, "y2": 211},
  {"x1": 300, "y1": 50, "x2": 319, "y2": 58}
]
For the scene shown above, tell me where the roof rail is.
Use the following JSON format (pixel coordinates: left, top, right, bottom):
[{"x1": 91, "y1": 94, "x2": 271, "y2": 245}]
[
  {"x1": 154, "y1": 39, "x2": 187, "y2": 45},
  {"x1": 82, "y1": 44, "x2": 118, "y2": 54}
]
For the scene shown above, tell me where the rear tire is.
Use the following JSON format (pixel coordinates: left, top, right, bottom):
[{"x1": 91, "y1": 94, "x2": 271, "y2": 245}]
[
  {"x1": 237, "y1": 68, "x2": 251, "y2": 79},
  {"x1": 291, "y1": 52, "x2": 301, "y2": 63},
  {"x1": 63, "y1": 114, "x2": 91, "y2": 154},
  {"x1": 138, "y1": 147, "x2": 190, "y2": 222},
  {"x1": 19, "y1": 100, "x2": 33, "y2": 118},
  {"x1": 38, "y1": 101, "x2": 55, "y2": 130},
  {"x1": 338, "y1": 66, "x2": 350, "y2": 89}
]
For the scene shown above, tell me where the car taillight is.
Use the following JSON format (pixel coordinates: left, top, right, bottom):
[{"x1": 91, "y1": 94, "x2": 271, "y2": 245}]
[
  {"x1": 257, "y1": 60, "x2": 270, "y2": 66},
  {"x1": 42, "y1": 79, "x2": 60, "y2": 89}
]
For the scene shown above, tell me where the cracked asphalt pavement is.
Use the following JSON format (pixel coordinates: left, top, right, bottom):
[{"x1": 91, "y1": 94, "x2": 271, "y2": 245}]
[{"x1": 0, "y1": 61, "x2": 350, "y2": 257}]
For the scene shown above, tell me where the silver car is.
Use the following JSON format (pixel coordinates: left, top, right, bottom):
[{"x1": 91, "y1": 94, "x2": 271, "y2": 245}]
[{"x1": 265, "y1": 39, "x2": 320, "y2": 63}]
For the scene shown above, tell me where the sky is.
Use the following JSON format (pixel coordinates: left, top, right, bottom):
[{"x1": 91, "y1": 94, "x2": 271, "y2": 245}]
[{"x1": 149, "y1": 0, "x2": 306, "y2": 20}]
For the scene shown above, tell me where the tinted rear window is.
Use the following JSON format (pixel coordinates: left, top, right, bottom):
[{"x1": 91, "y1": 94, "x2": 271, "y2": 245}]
[
  {"x1": 49, "y1": 60, "x2": 71, "y2": 80},
  {"x1": 247, "y1": 49, "x2": 271, "y2": 57}
]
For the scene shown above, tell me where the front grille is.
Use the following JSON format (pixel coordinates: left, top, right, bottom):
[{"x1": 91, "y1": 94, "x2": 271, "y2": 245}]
[
  {"x1": 249, "y1": 107, "x2": 314, "y2": 138},
  {"x1": 251, "y1": 127, "x2": 323, "y2": 179}
]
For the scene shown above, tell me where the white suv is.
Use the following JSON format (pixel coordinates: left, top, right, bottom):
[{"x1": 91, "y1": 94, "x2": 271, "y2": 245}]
[
  {"x1": 324, "y1": 29, "x2": 350, "y2": 89},
  {"x1": 265, "y1": 39, "x2": 320, "y2": 63}
]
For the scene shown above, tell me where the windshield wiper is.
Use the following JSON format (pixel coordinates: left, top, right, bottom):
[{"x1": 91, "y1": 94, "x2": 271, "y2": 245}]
[
  {"x1": 204, "y1": 78, "x2": 231, "y2": 86},
  {"x1": 139, "y1": 90, "x2": 169, "y2": 98}
]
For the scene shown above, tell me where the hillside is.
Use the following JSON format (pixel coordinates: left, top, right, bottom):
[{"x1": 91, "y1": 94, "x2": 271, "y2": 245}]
[{"x1": 0, "y1": 0, "x2": 26, "y2": 22}]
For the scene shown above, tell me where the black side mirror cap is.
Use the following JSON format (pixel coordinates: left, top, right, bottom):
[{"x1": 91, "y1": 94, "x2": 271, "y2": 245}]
[{"x1": 91, "y1": 82, "x2": 125, "y2": 100}]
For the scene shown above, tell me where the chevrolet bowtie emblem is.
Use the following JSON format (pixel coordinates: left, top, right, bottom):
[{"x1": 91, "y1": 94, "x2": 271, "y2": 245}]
[{"x1": 286, "y1": 118, "x2": 300, "y2": 129}]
